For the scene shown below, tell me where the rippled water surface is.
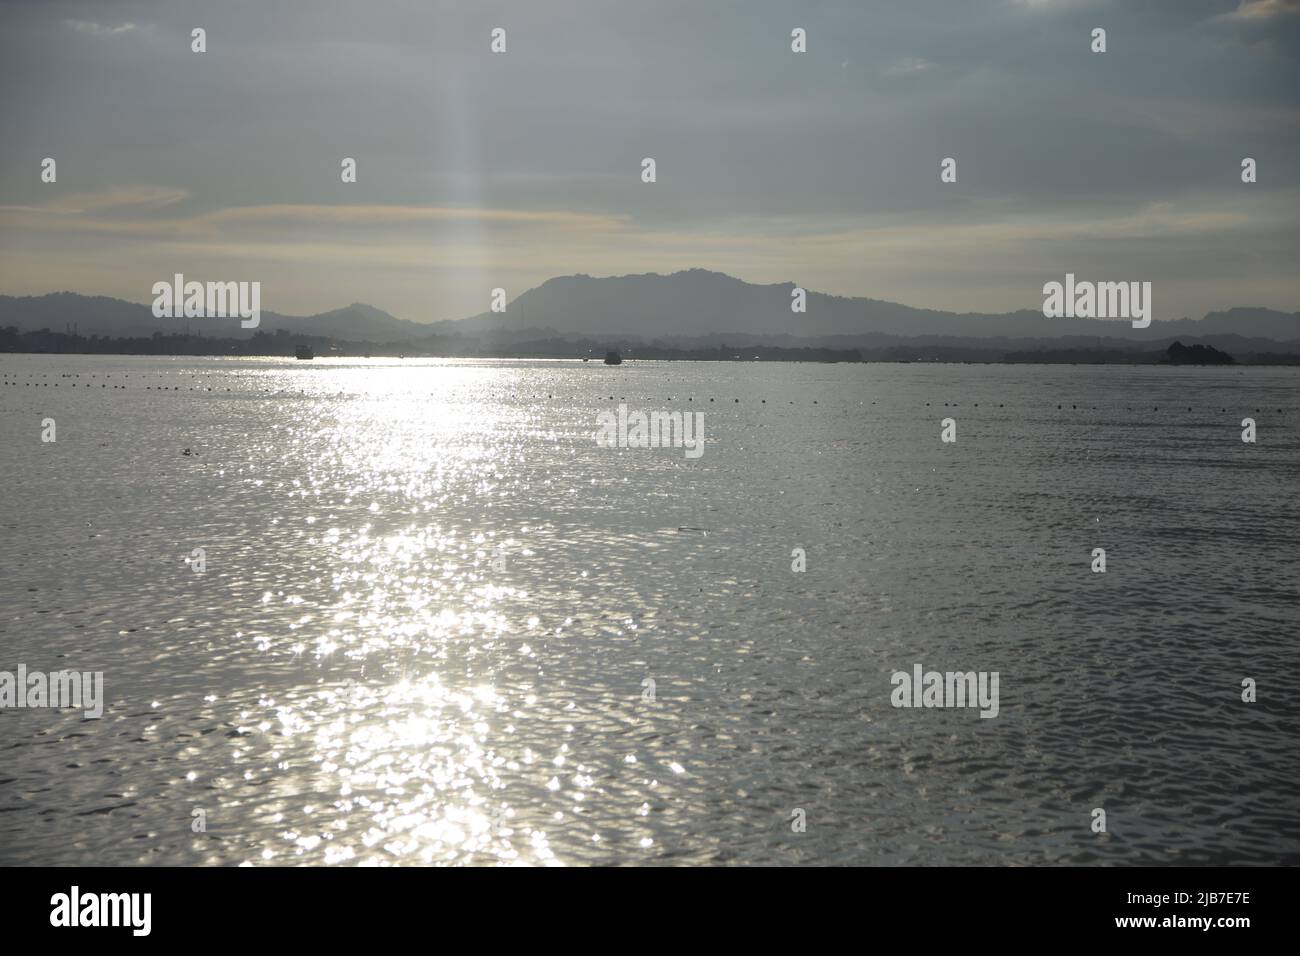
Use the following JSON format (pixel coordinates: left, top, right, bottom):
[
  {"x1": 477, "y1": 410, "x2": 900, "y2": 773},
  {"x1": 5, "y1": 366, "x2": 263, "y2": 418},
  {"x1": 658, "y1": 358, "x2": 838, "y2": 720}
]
[{"x1": 1, "y1": 355, "x2": 1297, "y2": 865}]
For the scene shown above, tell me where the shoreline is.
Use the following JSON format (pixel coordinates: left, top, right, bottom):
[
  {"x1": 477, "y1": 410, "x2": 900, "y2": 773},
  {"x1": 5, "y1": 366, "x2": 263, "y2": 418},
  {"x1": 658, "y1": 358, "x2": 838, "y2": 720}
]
[{"x1": 4, "y1": 348, "x2": 1300, "y2": 366}]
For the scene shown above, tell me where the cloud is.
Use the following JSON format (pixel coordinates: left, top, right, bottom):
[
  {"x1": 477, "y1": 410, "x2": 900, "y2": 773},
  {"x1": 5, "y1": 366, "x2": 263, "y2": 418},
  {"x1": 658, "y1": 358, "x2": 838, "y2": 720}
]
[
  {"x1": 1223, "y1": 0, "x2": 1300, "y2": 20},
  {"x1": 200, "y1": 204, "x2": 624, "y2": 230},
  {"x1": 882, "y1": 57, "x2": 933, "y2": 76},
  {"x1": 0, "y1": 191, "x2": 625, "y2": 240},
  {"x1": 1005, "y1": 0, "x2": 1105, "y2": 10},
  {"x1": 62, "y1": 20, "x2": 137, "y2": 36},
  {"x1": 0, "y1": 186, "x2": 189, "y2": 217}
]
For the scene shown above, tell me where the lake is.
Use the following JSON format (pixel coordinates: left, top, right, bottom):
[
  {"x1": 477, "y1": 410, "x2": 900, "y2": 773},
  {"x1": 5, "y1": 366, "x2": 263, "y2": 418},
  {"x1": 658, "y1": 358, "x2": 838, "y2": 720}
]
[{"x1": 1, "y1": 354, "x2": 1297, "y2": 865}]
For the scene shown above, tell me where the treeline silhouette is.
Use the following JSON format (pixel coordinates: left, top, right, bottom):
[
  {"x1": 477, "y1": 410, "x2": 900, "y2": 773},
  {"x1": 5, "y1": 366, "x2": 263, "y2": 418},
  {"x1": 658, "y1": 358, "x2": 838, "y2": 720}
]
[
  {"x1": 1162, "y1": 341, "x2": 1235, "y2": 365},
  {"x1": 4, "y1": 326, "x2": 1297, "y2": 364},
  {"x1": 0, "y1": 327, "x2": 864, "y2": 361}
]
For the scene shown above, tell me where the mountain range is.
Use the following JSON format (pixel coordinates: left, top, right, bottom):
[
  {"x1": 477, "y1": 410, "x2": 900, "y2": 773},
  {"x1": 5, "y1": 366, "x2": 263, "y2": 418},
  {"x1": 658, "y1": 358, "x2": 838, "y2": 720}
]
[{"x1": 3, "y1": 270, "x2": 1298, "y2": 348}]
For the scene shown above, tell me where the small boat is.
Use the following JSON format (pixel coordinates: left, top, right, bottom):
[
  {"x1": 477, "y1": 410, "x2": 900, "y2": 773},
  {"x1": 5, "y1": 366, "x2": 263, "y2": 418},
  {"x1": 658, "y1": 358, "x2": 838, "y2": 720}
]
[
  {"x1": 296, "y1": 345, "x2": 314, "y2": 360},
  {"x1": 604, "y1": 351, "x2": 622, "y2": 365}
]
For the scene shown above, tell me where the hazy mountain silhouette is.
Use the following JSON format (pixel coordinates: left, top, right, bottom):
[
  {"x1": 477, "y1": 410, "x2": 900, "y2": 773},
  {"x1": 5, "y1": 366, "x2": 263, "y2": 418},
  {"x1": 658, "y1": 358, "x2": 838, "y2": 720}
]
[
  {"x1": 0, "y1": 293, "x2": 425, "y2": 340},
  {"x1": 447, "y1": 269, "x2": 1300, "y2": 342},
  {"x1": 4, "y1": 271, "x2": 1298, "y2": 344}
]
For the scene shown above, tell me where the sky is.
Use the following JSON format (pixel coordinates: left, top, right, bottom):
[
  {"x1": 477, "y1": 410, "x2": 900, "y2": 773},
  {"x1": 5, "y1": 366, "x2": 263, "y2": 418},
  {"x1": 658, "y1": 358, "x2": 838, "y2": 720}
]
[{"x1": 1, "y1": 0, "x2": 1298, "y2": 324}]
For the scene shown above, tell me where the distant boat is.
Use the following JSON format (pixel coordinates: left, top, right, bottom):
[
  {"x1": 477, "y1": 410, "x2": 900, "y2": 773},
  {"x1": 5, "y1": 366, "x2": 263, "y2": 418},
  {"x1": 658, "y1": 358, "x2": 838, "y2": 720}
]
[
  {"x1": 604, "y1": 351, "x2": 622, "y2": 365},
  {"x1": 295, "y1": 345, "x2": 314, "y2": 360}
]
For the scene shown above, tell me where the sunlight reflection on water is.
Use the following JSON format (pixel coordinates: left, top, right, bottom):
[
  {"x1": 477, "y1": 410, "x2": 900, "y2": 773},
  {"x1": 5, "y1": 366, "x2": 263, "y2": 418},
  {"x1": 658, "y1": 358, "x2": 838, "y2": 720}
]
[{"x1": 2, "y1": 356, "x2": 1298, "y2": 865}]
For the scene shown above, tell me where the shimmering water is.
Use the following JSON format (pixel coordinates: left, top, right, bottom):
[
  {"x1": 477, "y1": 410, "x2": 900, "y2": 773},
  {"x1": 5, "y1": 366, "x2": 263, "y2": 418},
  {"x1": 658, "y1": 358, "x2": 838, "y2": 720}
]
[{"x1": 1, "y1": 354, "x2": 1297, "y2": 865}]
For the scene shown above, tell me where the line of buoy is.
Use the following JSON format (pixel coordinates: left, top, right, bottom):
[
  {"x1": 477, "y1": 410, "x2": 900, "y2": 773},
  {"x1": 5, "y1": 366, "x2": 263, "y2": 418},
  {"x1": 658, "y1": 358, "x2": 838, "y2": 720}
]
[{"x1": 0, "y1": 377, "x2": 1291, "y2": 417}]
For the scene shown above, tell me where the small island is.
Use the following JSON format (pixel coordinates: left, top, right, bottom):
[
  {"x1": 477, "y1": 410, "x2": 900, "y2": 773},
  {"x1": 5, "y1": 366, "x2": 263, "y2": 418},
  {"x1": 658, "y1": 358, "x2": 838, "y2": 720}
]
[{"x1": 1162, "y1": 341, "x2": 1234, "y2": 365}]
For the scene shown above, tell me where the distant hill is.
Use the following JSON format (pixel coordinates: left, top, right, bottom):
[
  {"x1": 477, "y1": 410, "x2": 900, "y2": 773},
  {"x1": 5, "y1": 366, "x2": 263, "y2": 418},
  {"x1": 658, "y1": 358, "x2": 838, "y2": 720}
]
[
  {"x1": 0, "y1": 293, "x2": 427, "y2": 341},
  {"x1": 283, "y1": 302, "x2": 424, "y2": 340},
  {"x1": 4, "y1": 271, "x2": 1299, "y2": 346},
  {"x1": 446, "y1": 269, "x2": 1300, "y2": 343}
]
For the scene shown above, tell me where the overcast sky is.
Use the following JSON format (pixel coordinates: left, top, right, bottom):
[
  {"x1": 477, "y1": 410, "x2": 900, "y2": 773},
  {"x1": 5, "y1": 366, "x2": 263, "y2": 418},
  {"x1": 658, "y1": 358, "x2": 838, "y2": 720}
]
[{"x1": 1, "y1": 0, "x2": 1298, "y2": 323}]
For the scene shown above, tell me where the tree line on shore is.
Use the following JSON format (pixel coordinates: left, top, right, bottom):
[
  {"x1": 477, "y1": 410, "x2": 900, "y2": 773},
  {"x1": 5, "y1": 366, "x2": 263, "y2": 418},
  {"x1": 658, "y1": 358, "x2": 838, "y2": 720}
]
[{"x1": 4, "y1": 326, "x2": 1296, "y2": 364}]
